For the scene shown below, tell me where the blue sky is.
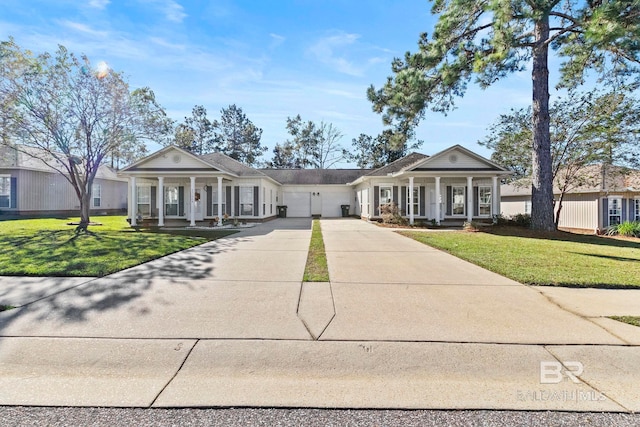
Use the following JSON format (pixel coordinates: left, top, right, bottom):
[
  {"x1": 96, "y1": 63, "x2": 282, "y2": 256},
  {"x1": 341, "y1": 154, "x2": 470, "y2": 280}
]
[{"x1": 2, "y1": 0, "x2": 535, "y2": 166}]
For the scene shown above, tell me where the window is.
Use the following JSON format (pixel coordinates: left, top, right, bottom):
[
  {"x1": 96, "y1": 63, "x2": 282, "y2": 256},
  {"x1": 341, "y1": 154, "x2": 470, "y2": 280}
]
[
  {"x1": 270, "y1": 189, "x2": 273, "y2": 215},
  {"x1": 452, "y1": 186, "x2": 465, "y2": 216},
  {"x1": 634, "y1": 198, "x2": 639, "y2": 222},
  {"x1": 406, "y1": 186, "x2": 419, "y2": 216},
  {"x1": 137, "y1": 186, "x2": 151, "y2": 217},
  {"x1": 211, "y1": 186, "x2": 226, "y2": 216},
  {"x1": 165, "y1": 186, "x2": 179, "y2": 216},
  {"x1": 92, "y1": 184, "x2": 101, "y2": 207},
  {"x1": 240, "y1": 187, "x2": 253, "y2": 216},
  {"x1": 379, "y1": 186, "x2": 392, "y2": 205},
  {"x1": 608, "y1": 197, "x2": 622, "y2": 225},
  {"x1": 0, "y1": 176, "x2": 10, "y2": 208},
  {"x1": 263, "y1": 188, "x2": 266, "y2": 215},
  {"x1": 478, "y1": 186, "x2": 492, "y2": 216},
  {"x1": 524, "y1": 200, "x2": 531, "y2": 215}
]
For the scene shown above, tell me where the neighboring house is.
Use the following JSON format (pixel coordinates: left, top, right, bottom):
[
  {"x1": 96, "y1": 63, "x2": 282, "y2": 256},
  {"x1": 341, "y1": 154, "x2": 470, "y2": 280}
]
[
  {"x1": 501, "y1": 164, "x2": 640, "y2": 233},
  {"x1": 0, "y1": 145, "x2": 128, "y2": 216},
  {"x1": 118, "y1": 144, "x2": 511, "y2": 226}
]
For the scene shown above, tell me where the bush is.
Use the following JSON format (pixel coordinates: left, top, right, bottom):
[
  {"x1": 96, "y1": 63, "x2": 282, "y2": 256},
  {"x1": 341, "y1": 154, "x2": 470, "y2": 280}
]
[
  {"x1": 606, "y1": 221, "x2": 640, "y2": 237},
  {"x1": 379, "y1": 202, "x2": 407, "y2": 225},
  {"x1": 463, "y1": 221, "x2": 481, "y2": 232}
]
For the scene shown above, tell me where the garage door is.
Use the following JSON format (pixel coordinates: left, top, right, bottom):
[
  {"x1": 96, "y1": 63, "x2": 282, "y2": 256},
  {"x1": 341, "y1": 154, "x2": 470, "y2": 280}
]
[
  {"x1": 283, "y1": 192, "x2": 311, "y2": 217},
  {"x1": 321, "y1": 191, "x2": 352, "y2": 217}
]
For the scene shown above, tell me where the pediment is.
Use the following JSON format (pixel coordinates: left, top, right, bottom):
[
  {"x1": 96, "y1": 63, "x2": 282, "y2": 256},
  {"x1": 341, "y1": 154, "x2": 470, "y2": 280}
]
[{"x1": 408, "y1": 145, "x2": 506, "y2": 171}]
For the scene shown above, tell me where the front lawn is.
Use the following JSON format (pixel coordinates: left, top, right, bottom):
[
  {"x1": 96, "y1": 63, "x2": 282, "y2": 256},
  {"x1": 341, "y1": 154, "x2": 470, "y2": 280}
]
[
  {"x1": 0, "y1": 216, "x2": 236, "y2": 277},
  {"x1": 303, "y1": 219, "x2": 330, "y2": 282},
  {"x1": 399, "y1": 227, "x2": 640, "y2": 288}
]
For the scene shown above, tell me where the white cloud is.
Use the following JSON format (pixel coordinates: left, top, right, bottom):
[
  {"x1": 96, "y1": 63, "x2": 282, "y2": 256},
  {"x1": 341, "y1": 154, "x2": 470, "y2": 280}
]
[
  {"x1": 163, "y1": 0, "x2": 187, "y2": 23},
  {"x1": 88, "y1": 0, "x2": 110, "y2": 9},
  {"x1": 269, "y1": 33, "x2": 285, "y2": 49},
  {"x1": 58, "y1": 20, "x2": 109, "y2": 38},
  {"x1": 308, "y1": 31, "x2": 363, "y2": 76}
]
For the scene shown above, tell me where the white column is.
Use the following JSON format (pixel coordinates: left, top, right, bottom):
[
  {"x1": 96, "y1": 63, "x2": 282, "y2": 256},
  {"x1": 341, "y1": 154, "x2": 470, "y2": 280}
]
[
  {"x1": 467, "y1": 176, "x2": 474, "y2": 222},
  {"x1": 130, "y1": 177, "x2": 137, "y2": 227},
  {"x1": 157, "y1": 177, "x2": 164, "y2": 227},
  {"x1": 189, "y1": 176, "x2": 196, "y2": 226},
  {"x1": 217, "y1": 176, "x2": 223, "y2": 226},
  {"x1": 409, "y1": 176, "x2": 415, "y2": 225},
  {"x1": 492, "y1": 176, "x2": 499, "y2": 218},
  {"x1": 434, "y1": 176, "x2": 441, "y2": 225}
]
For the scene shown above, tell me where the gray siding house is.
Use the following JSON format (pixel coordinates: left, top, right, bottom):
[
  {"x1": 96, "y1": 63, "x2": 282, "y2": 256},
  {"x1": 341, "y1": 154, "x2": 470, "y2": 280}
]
[{"x1": 0, "y1": 145, "x2": 127, "y2": 216}]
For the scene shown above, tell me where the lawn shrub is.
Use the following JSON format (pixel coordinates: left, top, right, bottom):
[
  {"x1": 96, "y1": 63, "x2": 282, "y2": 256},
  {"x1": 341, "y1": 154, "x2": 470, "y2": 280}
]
[
  {"x1": 380, "y1": 202, "x2": 408, "y2": 225},
  {"x1": 606, "y1": 221, "x2": 640, "y2": 238}
]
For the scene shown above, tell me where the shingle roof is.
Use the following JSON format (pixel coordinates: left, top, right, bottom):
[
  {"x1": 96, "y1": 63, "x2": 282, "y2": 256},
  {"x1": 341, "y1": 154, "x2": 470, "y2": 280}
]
[
  {"x1": 199, "y1": 152, "x2": 268, "y2": 177},
  {"x1": 260, "y1": 168, "x2": 368, "y2": 185},
  {"x1": 364, "y1": 152, "x2": 429, "y2": 176}
]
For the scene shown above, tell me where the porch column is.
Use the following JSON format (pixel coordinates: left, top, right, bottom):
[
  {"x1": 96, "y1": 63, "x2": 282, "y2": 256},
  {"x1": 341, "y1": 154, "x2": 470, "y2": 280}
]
[
  {"x1": 157, "y1": 176, "x2": 164, "y2": 227},
  {"x1": 217, "y1": 176, "x2": 223, "y2": 226},
  {"x1": 409, "y1": 176, "x2": 415, "y2": 225},
  {"x1": 434, "y1": 176, "x2": 441, "y2": 225},
  {"x1": 492, "y1": 176, "x2": 499, "y2": 218},
  {"x1": 130, "y1": 177, "x2": 137, "y2": 227},
  {"x1": 467, "y1": 176, "x2": 473, "y2": 222},
  {"x1": 189, "y1": 176, "x2": 196, "y2": 227}
]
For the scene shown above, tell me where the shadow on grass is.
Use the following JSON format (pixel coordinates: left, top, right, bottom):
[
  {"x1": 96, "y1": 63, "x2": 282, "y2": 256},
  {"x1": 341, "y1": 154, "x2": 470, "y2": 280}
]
[{"x1": 482, "y1": 226, "x2": 640, "y2": 249}]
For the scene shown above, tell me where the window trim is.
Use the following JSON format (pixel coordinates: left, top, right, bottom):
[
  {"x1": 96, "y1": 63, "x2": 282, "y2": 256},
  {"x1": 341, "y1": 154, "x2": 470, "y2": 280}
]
[
  {"x1": 164, "y1": 185, "x2": 180, "y2": 217},
  {"x1": 608, "y1": 196, "x2": 622, "y2": 226},
  {"x1": 91, "y1": 183, "x2": 101, "y2": 208},
  {"x1": 379, "y1": 185, "x2": 393, "y2": 206},
  {"x1": 239, "y1": 186, "x2": 254, "y2": 217},
  {"x1": 406, "y1": 186, "x2": 420, "y2": 217},
  {"x1": 451, "y1": 185, "x2": 466, "y2": 216},
  {"x1": 634, "y1": 198, "x2": 640, "y2": 222},
  {"x1": 211, "y1": 185, "x2": 226, "y2": 217},
  {"x1": 136, "y1": 185, "x2": 152, "y2": 218}
]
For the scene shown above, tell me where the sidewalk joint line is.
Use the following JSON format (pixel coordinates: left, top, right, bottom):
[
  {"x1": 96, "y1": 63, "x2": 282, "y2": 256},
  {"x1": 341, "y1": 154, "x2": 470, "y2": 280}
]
[{"x1": 149, "y1": 339, "x2": 199, "y2": 408}]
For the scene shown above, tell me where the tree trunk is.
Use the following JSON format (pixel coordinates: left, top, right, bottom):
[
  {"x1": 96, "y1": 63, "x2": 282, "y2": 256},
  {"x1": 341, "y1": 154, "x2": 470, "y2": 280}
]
[
  {"x1": 77, "y1": 189, "x2": 91, "y2": 232},
  {"x1": 530, "y1": 15, "x2": 556, "y2": 232},
  {"x1": 554, "y1": 191, "x2": 565, "y2": 228}
]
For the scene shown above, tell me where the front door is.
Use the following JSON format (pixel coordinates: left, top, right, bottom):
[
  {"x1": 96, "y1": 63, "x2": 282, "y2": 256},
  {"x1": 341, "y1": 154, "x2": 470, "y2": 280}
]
[{"x1": 194, "y1": 188, "x2": 204, "y2": 221}]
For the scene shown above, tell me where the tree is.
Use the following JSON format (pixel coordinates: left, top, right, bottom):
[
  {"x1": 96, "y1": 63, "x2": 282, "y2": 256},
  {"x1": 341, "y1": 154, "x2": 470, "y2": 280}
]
[
  {"x1": 213, "y1": 104, "x2": 265, "y2": 166},
  {"x1": 368, "y1": 1, "x2": 640, "y2": 231},
  {"x1": 171, "y1": 105, "x2": 215, "y2": 155},
  {"x1": 481, "y1": 89, "x2": 640, "y2": 226},
  {"x1": 273, "y1": 115, "x2": 347, "y2": 169},
  {"x1": 346, "y1": 129, "x2": 423, "y2": 169},
  {"x1": 0, "y1": 40, "x2": 170, "y2": 230},
  {"x1": 265, "y1": 141, "x2": 301, "y2": 168}
]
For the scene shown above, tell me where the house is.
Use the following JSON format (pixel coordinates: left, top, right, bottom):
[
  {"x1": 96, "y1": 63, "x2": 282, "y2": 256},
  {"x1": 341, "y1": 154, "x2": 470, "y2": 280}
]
[
  {"x1": 0, "y1": 145, "x2": 128, "y2": 216},
  {"x1": 501, "y1": 164, "x2": 640, "y2": 233},
  {"x1": 118, "y1": 144, "x2": 511, "y2": 226}
]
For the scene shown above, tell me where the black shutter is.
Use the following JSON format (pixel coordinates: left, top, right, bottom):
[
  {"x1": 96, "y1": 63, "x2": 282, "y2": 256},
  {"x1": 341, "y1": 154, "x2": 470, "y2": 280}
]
[
  {"x1": 374, "y1": 186, "x2": 379, "y2": 216},
  {"x1": 10, "y1": 177, "x2": 17, "y2": 209},
  {"x1": 234, "y1": 186, "x2": 240, "y2": 216},
  {"x1": 401, "y1": 186, "x2": 407, "y2": 216},
  {"x1": 178, "y1": 186, "x2": 184, "y2": 216},
  {"x1": 446, "y1": 186, "x2": 452, "y2": 216},
  {"x1": 253, "y1": 186, "x2": 259, "y2": 216},
  {"x1": 150, "y1": 186, "x2": 156, "y2": 217},
  {"x1": 473, "y1": 187, "x2": 479, "y2": 217},
  {"x1": 226, "y1": 186, "x2": 232, "y2": 215},
  {"x1": 206, "y1": 186, "x2": 212, "y2": 217},
  {"x1": 602, "y1": 198, "x2": 609, "y2": 228},
  {"x1": 392, "y1": 186, "x2": 399, "y2": 206},
  {"x1": 622, "y1": 199, "x2": 628, "y2": 222},
  {"x1": 420, "y1": 186, "x2": 426, "y2": 217}
]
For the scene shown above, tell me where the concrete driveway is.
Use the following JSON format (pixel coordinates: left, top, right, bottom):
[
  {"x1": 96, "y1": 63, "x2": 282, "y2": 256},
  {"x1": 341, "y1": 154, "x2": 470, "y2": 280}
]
[{"x1": 0, "y1": 218, "x2": 639, "y2": 411}]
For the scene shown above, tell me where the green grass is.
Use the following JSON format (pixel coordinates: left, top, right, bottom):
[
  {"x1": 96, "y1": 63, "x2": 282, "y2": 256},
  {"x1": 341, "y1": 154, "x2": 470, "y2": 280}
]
[
  {"x1": 609, "y1": 316, "x2": 640, "y2": 327},
  {"x1": 399, "y1": 227, "x2": 640, "y2": 288},
  {"x1": 0, "y1": 216, "x2": 236, "y2": 277},
  {"x1": 303, "y1": 219, "x2": 330, "y2": 282}
]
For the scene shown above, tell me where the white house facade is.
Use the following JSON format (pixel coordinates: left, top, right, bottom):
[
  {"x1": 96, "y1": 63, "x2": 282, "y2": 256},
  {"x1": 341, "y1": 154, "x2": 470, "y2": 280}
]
[{"x1": 119, "y1": 145, "x2": 512, "y2": 226}]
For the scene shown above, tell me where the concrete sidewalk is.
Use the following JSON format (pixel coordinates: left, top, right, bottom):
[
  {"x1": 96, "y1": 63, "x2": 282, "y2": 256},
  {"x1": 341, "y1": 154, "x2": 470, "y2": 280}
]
[{"x1": 0, "y1": 218, "x2": 639, "y2": 411}]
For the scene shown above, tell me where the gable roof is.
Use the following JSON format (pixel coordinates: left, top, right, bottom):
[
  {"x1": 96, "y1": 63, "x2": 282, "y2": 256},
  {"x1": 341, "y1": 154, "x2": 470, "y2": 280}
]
[
  {"x1": 261, "y1": 168, "x2": 368, "y2": 185},
  {"x1": 364, "y1": 153, "x2": 429, "y2": 177},
  {"x1": 408, "y1": 144, "x2": 511, "y2": 172},
  {"x1": 200, "y1": 152, "x2": 268, "y2": 178}
]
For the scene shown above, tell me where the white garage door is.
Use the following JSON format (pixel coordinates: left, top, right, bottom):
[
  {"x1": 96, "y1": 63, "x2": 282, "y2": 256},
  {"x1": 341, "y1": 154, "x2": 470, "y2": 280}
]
[
  {"x1": 283, "y1": 192, "x2": 311, "y2": 217},
  {"x1": 321, "y1": 191, "x2": 352, "y2": 217}
]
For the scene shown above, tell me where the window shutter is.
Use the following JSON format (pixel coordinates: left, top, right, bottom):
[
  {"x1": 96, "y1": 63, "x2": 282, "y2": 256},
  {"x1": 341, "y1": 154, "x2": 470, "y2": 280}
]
[
  {"x1": 253, "y1": 186, "x2": 259, "y2": 216},
  {"x1": 206, "y1": 186, "x2": 212, "y2": 217},
  {"x1": 225, "y1": 186, "x2": 232, "y2": 216},
  {"x1": 622, "y1": 199, "x2": 627, "y2": 222},
  {"x1": 446, "y1": 186, "x2": 452, "y2": 216},
  {"x1": 10, "y1": 177, "x2": 17, "y2": 209},
  {"x1": 473, "y1": 187, "x2": 479, "y2": 217},
  {"x1": 150, "y1": 186, "x2": 156, "y2": 217},
  {"x1": 420, "y1": 186, "x2": 426, "y2": 217},
  {"x1": 374, "y1": 186, "x2": 379, "y2": 216},
  {"x1": 392, "y1": 186, "x2": 399, "y2": 206},
  {"x1": 401, "y1": 186, "x2": 407, "y2": 216},
  {"x1": 602, "y1": 198, "x2": 609, "y2": 228},
  {"x1": 234, "y1": 186, "x2": 240, "y2": 216},
  {"x1": 178, "y1": 186, "x2": 184, "y2": 216}
]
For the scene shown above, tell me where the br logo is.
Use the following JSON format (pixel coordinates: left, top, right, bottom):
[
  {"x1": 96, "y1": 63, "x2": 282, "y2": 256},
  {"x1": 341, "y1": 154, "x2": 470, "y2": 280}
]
[{"x1": 540, "y1": 361, "x2": 584, "y2": 384}]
